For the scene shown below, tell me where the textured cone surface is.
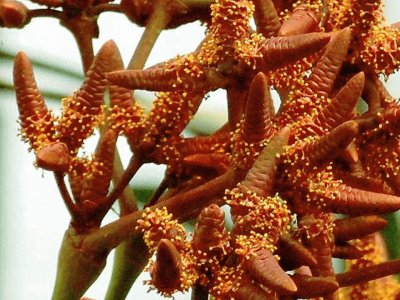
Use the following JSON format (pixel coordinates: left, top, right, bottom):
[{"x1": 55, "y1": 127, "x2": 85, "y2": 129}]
[
  {"x1": 36, "y1": 142, "x2": 70, "y2": 172},
  {"x1": 246, "y1": 247, "x2": 297, "y2": 295}
]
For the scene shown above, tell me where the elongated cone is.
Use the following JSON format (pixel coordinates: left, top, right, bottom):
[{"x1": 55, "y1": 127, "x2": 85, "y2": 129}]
[
  {"x1": 304, "y1": 28, "x2": 352, "y2": 99},
  {"x1": 337, "y1": 258, "x2": 400, "y2": 287},
  {"x1": 258, "y1": 32, "x2": 331, "y2": 70},
  {"x1": 13, "y1": 52, "x2": 54, "y2": 150},
  {"x1": 298, "y1": 121, "x2": 358, "y2": 171},
  {"x1": 291, "y1": 274, "x2": 339, "y2": 298},
  {"x1": 242, "y1": 72, "x2": 275, "y2": 144},
  {"x1": 277, "y1": 234, "x2": 317, "y2": 269},
  {"x1": 74, "y1": 40, "x2": 122, "y2": 115},
  {"x1": 325, "y1": 184, "x2": 400, "y2": 215},
  {"x1": 333, "y1": 216, "x2": 388, "y2": 242},
  {"x1": 58, "y1": 41, "x2": 122, "y2": 152},
  {"x1": 239, "y1": 127, "x2": 290, "y2": 197},
  {"x1": 245, "y1": 247, "x2": 297, "y2": 295},
  {"x1": 151, "y1": 239, "x2": 182, "y2": 293},
  {"x1": 278, "y1": 5, "x2": 319, "y2": 37},
  {"x1": 107, "y1": 67, "x2": 179, "y2": 92},
  {"x1": 252, "y1": 0, "x2": 281, "y2": 38},
  {"x1": 174, "y1": 127, "x2": 230, "y2": 157},
  {"x1": 314, "y1": 72, "x2": 364, "y2": 130}
]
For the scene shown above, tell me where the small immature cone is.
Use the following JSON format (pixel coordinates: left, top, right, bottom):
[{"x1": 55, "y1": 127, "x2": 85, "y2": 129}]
[
  {"x1": 191, "y1": 204, "x2": 228, "y2": 255},
  {"x1": 36, "y1": 142, "x2": 71, "y2": 173},
  {"x1": 278, "y1": 5, "x2": 320, "y2": 37},
  {"x1": 0, "y1": 0, "x2": 28, "y2": 28},
  {"x1": 151, "y1": 239, "x2": 182, "y2": 293},
  {"x1": 245, "y1": 247, "x2": 297, "y2": 295}
]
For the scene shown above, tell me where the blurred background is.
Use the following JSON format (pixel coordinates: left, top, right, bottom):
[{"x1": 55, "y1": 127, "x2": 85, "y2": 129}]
[{"x1": 0, "y1": 0, "x2": 399, "y2": 299}]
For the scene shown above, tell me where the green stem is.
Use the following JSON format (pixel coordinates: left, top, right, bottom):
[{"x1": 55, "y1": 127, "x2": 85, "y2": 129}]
[
  {"x1": 51, "y1": 228, "x2": 107, "y2": 300},
  {"x1": 104, "y1": 235, "x2": 150, "y2": 300}
]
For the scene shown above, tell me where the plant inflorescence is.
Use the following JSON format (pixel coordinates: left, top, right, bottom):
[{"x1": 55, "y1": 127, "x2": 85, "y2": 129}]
[{"x1": 5, "y1": 0, "x2": 400, "y2": 299}]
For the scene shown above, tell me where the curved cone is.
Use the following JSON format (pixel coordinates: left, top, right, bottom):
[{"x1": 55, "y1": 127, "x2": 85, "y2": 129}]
[
  {"x1": 259, "y1": 32, "x2": 331, "y2": 70},
  {"x1": 240, "y1": 127, "x2": 290, "y2": 197},
  {"x1": 245, "y1": 247, "x2": 297, "y2": 295},
  {"x1": 278, "y1": 234, "x2": 317, "y2": 269},
  {"x1": 297, "y1": 121, "x2": 358, "y2": 172},
  {"x1": 305, "y1": 27, "x2": 352, "y2": 99}
]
